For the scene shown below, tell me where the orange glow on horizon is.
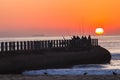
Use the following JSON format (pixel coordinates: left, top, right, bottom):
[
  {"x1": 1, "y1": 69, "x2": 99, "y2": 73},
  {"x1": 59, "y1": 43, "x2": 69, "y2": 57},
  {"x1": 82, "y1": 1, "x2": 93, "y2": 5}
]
[{"x1": 0, "y1": 0, "x2": 120, "y2": 37}]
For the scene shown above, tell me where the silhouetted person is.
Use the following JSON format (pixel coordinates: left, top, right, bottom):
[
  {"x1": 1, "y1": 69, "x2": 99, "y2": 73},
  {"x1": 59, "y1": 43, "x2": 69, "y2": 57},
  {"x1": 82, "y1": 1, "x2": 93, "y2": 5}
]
[
  {"x1": 76, "y1": 36, "x2": 80, "y2": 39},
  {"x1": 112, "y1": 72, "x2": 117, "y2": 76},
  {"x1": 88, "y1": 35, "x2": 91, "y2": 40},
  {"x1": 81, "y1": 36, "x2": 84, "y2": 39},
  {"x1": 88, "y1": 35, "x2": 92, "y2": 47},
  {"x1": 72, "y1": 36, "x2": 76, "y2": 40}
]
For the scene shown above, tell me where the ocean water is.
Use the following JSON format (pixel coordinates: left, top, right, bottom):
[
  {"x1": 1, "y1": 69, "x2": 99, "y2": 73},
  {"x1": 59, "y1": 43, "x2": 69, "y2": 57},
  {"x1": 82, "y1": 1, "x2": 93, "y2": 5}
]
[{"x1": 0, "y1": 35, "x2": 120, "y2": 75}]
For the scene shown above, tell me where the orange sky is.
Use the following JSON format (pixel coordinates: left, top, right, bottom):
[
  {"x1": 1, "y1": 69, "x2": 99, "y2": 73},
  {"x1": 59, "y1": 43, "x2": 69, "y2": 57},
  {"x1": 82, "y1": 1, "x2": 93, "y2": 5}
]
[{"x1": 0, "y1": 0, "x2": 120, "y2": 37}]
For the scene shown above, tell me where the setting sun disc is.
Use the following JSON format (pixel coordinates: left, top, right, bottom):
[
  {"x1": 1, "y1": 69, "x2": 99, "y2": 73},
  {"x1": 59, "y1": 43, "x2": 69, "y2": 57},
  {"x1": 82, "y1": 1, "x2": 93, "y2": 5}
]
[{"x1": 95, "y1": 28, "x2": 104, "y2": 35}]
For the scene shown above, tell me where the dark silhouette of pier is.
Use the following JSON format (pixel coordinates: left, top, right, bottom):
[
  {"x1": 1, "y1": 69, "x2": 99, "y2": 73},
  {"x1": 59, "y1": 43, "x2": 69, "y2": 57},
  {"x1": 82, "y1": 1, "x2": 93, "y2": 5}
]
[
  {"x1": 0, "y1": 36, "x2": 112, "y2": 74},
  {"x1": 0, "y1": 36, "x2": 98, "y2": 53}
]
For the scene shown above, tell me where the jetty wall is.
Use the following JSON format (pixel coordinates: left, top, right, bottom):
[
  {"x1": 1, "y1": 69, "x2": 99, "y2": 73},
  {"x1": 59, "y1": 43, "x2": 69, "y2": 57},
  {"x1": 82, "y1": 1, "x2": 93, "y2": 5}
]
[{"x1": 0, "y1": 39, "x2": 98, "y2": 52}]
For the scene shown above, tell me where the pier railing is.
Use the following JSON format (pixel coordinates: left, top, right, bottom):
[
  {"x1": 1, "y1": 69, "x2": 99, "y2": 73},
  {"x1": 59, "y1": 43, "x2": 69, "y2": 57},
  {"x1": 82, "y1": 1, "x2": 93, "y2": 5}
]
[{"x1": 0, "y1": 39, "x2": 98, "y2": 52}]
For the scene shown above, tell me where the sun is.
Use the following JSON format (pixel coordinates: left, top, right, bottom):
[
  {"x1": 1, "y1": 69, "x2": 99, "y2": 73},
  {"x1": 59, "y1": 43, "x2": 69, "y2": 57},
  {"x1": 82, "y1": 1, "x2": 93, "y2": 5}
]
[{"x1": 95, "y1": 28, "x2": 104, "y2": 35}]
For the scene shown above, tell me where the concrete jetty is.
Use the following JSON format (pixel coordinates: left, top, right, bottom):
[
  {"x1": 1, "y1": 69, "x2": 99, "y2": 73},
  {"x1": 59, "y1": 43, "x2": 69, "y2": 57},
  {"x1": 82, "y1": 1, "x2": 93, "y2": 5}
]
[{"x1": 0, "y1": 36, "x2": 111, "y2": 74}]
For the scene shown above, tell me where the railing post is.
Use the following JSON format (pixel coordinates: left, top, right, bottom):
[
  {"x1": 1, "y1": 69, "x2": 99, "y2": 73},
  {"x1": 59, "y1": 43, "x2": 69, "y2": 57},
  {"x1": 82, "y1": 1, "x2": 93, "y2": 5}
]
[
  {"x1": 24, "y1": 41, "x2": 27, "y2": 50},
  {"x1": 16, "y1": 41, "x2": 19, "y2": 51},
  {"x1": 41, "y1": 41, "x2": 43, "y2": 48},
  {"x1": 12, "y1": 42, "x2": 16, "y2": 51},
  {"x1": 39, "y1": 41, "x2": 41, "y2": 49},
  {"x1": 47, "y1": 40, "x2": 49, "y2": 48},
  {"x1": 1, "y1": 42, "x2": 4, "y2": 52},
  {"x1": 20, "y1": 41, "x2": 23, "y2": 51},
  {"x1": 44, "y1": 40, "x2": 47, "y2": 48},
  {"x1": 43, "y1": 40, "x2": 45, "y2": 48},
  {"x1": 59, "y1": 40, "x2": 61, "y2": 47},
  {"x1": 56, "y1": 40, "x2": 58, "y2": 48},
  {"x1": 33, "y1": 41, "x2": 35, "y2": 50},
  {"x1": 54, "y1": 40, "x2": 56, "y2": 47},
  {"x1": 31, "y1": 41, "x2": 34, "y2": 50},
  {"x1": 64, "y1": 40, "x2": 67, "y2": 47},
  {"x1": 5, "y1": 42, "x2": 8, "y2": 52},
  {"x1": 96, "y1": 39, "x2": 98, "y2": 46},
  {"x1": 27, "y1": 41, "x2": 30, "y2": 50},
  {"x1": 50, "y1": 40, "x2": 53, "y2": 48},
  {"x1": 67, "y1": 40, "x2": 69, "y2": 48},
  {"x1": 48, "y1": 40, "x2": 52, "y2": 48},
  {"x1": 61, "y1": 40, "x2": 64, "y2": 47},
  {"x1": 9, "y1": 42, "x2": 12, "y2": 51}
]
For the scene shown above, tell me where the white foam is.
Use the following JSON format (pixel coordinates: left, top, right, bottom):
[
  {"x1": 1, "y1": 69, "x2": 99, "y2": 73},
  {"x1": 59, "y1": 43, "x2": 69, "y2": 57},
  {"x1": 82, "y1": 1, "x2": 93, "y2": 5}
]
[
  {"x1": 22, "y1": 63, "x2": 120, "y2": 76},
  {"x1": 22, "y1": 68, "x2": 120, "y2": 75}
]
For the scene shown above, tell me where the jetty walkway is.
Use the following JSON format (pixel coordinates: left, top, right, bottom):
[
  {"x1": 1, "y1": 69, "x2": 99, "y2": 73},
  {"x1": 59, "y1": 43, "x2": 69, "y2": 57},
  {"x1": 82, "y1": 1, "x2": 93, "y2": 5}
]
[{"x1": 0, "y1": 36, "x2": 98, "y2": 53}]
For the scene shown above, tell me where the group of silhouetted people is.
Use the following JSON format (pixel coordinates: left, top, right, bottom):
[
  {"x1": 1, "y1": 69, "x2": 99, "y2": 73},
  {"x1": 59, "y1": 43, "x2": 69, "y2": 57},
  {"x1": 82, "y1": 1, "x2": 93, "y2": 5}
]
[
  {"x1": 70, "y1": 35, "x2": 92, "y2": 50},
  {"x1": 72, "y1": 35, "x2": 91, "y2": 41}
]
